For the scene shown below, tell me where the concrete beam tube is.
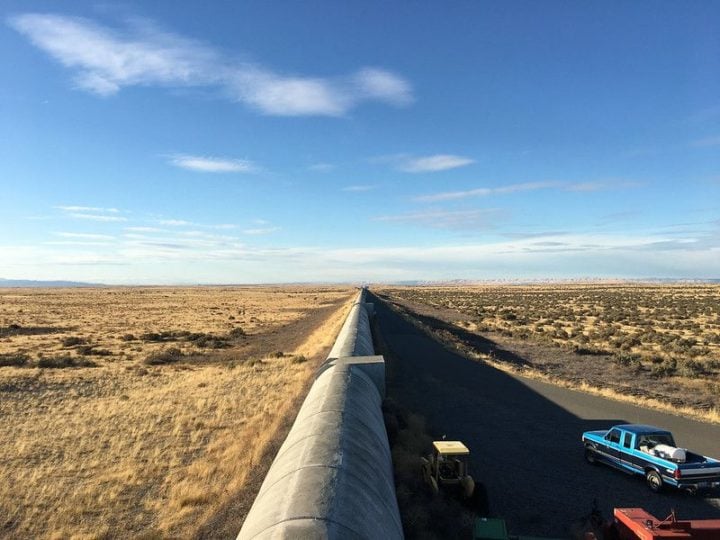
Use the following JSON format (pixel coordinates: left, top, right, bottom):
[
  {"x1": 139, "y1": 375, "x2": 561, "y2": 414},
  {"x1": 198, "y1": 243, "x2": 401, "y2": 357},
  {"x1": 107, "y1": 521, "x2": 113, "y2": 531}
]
[
  {"x1": 327, "y1": 303, "x2": 374, "y2": 359},
  {"x1": 237, "y1": 290, "x2": 402, "y2": 540}
]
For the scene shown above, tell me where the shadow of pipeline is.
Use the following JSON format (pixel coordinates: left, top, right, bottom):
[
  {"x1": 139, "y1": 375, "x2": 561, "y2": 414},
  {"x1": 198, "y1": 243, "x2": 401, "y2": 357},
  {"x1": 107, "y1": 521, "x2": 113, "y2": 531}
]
[{"x1": 369, "y1": 291, "x2": 720, "y2": 539}]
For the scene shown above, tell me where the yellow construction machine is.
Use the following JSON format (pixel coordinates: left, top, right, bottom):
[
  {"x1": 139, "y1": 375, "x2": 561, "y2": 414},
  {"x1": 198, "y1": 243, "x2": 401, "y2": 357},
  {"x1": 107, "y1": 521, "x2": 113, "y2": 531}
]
[{"x1": 421, "y1": 440, "x2": 478, "y2": 499}]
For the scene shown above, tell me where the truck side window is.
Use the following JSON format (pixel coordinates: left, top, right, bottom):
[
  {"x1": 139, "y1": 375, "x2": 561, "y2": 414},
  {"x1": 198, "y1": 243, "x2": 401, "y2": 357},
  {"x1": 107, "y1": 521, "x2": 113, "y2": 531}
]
[
  {"x1": 622, "y1": 433, "x2": 632, "y2": 449},
  {"x1": 607, "y1": 429, "x2": 621, "y2": 444}
]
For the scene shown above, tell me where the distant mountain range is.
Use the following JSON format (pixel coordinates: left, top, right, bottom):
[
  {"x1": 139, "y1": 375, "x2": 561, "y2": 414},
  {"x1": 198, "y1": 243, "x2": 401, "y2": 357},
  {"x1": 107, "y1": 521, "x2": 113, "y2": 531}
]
[
  {"x1": 1, "y1": 277, "x2": 718, "y2": 288},
  {"x1": 0, "y1": 278, "x2": 102, "y2": 288}
]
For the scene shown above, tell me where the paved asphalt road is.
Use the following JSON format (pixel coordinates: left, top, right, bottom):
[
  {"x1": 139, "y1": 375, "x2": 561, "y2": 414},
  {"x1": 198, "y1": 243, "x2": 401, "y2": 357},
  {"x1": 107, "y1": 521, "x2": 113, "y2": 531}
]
[{"x1": 370, "y1": 293, "x2": 720, "y2": 538}]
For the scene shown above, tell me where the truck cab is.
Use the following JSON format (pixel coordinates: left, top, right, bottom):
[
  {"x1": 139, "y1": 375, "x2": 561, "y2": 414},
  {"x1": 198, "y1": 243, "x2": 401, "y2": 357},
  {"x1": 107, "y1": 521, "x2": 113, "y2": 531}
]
[{"x1": 582, "y1": 424, "x2": 720, "y2": 493}]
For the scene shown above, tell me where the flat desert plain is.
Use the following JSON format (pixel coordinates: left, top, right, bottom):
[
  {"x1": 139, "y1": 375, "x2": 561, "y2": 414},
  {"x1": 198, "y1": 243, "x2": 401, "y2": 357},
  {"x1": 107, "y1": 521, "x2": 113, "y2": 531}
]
[
  {"x1": 0, "y1": 286, "x2": 355, "y2": 539},
  {"x1": 379, "y1": 284, "x2": 720, "y2": 421}
]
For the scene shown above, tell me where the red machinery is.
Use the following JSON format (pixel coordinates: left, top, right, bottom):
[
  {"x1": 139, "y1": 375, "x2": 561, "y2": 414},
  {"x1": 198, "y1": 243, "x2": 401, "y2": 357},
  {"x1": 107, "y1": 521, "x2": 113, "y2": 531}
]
[
  {"x1": 475, "y1": 506, "x2": 720, "y2": 539},
  {"x1": 612, "y1": 508, "x2": 720, "y2": 540}
]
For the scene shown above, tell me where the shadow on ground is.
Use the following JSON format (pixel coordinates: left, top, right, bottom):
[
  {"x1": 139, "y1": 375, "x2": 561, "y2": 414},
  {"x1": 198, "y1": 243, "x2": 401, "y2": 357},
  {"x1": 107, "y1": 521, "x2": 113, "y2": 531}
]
[
  {"x1": 369, "y1": 292, "x2": 720, "y2": 539},
  {"x1": 404, "y1": 306, "x2": 533, "y2": 368}
]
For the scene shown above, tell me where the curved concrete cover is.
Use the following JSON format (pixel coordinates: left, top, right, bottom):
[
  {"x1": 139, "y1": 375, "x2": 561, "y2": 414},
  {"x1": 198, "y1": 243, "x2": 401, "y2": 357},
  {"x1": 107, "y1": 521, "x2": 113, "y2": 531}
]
[{"x1": 238, "y1": 291, "x2": 403, "y2": 540}]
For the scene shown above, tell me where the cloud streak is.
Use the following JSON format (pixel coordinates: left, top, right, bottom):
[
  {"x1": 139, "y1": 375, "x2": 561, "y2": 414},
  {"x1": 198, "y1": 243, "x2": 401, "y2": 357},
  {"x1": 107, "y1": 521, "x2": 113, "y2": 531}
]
[
  {"x1": 55, "y1": 205, "x2": 120, "y2": 213},
  {"x1": 54, "y1": 232, "x2": 115, "y2": 240},
  {"x1": 69, "y1": 213, "x2": 127, "y2": 222},
  {"x1": 373, "y1": 153, "x2": 475, "y2": 173},
  {"x1": 55, "y1": 205, "x2": 127, "y2": 221},
  {"x1": 414, "y1": 180, "x2": 639, "y2": 202},
  {"x1": 415, "y1": 182, "x2": 561, "y2": 202},
  {"x1": 308, "y1": 162, "x2": 335, "y2": 172},
  {"x1": 242, "y1": 227, "x2": 281, "y2": 235},
  {"x1": 125, "y1": 226, "x2": 163, "y2": 233},
  {"x1": 157, "y1": 219, "x2": 193, "y2": 226},
  {"x1": 9, "y1": 13, "x2": 413, "y2": 117},
  {"x1": 169, "y1": 154, "x2": 258, "y2": 173},
  {"x1": 3, "y1": 225, "x2": 719, "y2": 283},
  {"x1": 374, "y1": 209, "x2": 500, "y2": 230}
]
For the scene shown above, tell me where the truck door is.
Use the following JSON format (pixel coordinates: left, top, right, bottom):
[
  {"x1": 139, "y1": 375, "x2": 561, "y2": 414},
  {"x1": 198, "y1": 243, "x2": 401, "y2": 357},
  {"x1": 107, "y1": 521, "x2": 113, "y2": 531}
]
[
  {"x1": 620, "y1": 431, "x2": 637, "y2": 470},
  {"x1": 603, "y1": 428, "x2": 623, "y2": 464}
]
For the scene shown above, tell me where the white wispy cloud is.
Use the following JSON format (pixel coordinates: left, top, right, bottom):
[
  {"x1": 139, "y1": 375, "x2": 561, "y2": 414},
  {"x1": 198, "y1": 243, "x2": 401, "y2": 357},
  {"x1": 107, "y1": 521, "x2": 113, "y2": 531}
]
[
  {"x1": 353, "y1": 67, "x2": 413, "y2": 106},
  {"x1": 397, "y1": 154, "x2": 475, "y2": 173},
  {"x1": 230, "y1": 66, "x2": 412, "y2": 116},
  {"x1": 55, "y1": 205, "x2": 120, "y2": 213},
  {"x1": 69, "y1": 213, "x2": 128, "y2": 222},
  {"x1": 157, "y1": 219, "x2": 193, "y2": 226},
  {"x1": 342, "y1": 185, "x2": 376, "y2": 192},
  {"x1": 415, "y1": 181, "x2": 562, "y2": 202},
  {"x1": 9, "y1": 14, "x2": 218, "y2": 95},
  {"x1": 310, "y1": 229, "x2": 720, "y2": 279},
  {"x1": 149, "y1": 218, "x2": 240, "y2": 229},
  {"x1": 45, "y1": 240, "x2": 113, "y2": 247},
  {"x1": 242, "y1": 226, "x2": 281, "y2": 235},
  {"x1": 123, "y1": 233, "x2": 239, "y2": 249},
  {"x1": 414, "y1": 180, "x2": 640, "y2": 203},
  {"x1": 9, "y1": 13, "x2": 413, "y2": 117},
  {"x1": 55, "y1": 205, "x2": 126, "y2": 221},
  {"x1": 4, "y1": 226, "x2": 719, "y2": 283},
  {"x1": 169, "y1": 154, "x2": 259, "y2": 173},
  {"x1": 125, "y1": 226, "x2": 163, "y2": 233},
  {"x1": 563, "y1": 182, "x2": 604, "y2": 192},
  {"x1": 374, "y1": 209, "x2": 500, "y2": 230},
  {"x1": 308, "y1": 162, "x2": 335, "y2": 172},
  {"x1": 53, "y1": 232, "x2": 115, "y2": 240}
]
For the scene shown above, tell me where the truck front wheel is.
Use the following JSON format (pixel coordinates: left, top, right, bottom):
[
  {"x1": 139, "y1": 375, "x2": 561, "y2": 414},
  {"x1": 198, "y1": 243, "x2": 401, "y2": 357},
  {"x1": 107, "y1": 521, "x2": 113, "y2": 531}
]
[
  {"x1": 646, "y1": 470, "x2": 663, "y2": 493},
  {"x1": 584, "y1": 446, "x2": 597, "y2": 465}
]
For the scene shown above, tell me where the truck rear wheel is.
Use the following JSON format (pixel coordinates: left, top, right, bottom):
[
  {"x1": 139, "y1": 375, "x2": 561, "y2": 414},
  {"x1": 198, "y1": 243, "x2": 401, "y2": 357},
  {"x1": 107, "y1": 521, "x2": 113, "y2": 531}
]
[
  {"x1": 646, "y1": 470, "x2": 663, "y2": 493},
  {"x1": 460, "y1": 475, "x2": 475, "y2": 498}
]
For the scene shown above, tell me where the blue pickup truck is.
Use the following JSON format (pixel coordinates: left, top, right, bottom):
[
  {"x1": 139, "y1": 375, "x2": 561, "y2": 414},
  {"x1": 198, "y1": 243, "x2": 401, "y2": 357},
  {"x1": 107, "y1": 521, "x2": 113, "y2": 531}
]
[{"x1": 582, "y1": 424, "x2": 720, "y2": 493}]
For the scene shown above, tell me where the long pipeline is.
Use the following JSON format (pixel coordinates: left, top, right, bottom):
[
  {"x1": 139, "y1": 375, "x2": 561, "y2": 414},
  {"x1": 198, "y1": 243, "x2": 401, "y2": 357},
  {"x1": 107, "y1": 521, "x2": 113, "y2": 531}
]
[{"x1": 237, "y1": 289, "x2": 403, "y2": 539}]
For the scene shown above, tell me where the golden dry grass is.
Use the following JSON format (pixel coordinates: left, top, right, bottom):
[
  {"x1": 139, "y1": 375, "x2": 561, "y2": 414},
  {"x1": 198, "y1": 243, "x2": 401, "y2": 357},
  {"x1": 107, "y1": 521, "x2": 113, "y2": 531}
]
[
  {"x1": 0, "y1": 286, "x2": 355, "y2": 539},
  {"x1": 0, "y1": 286, "x2": 350, "y2": 363}
]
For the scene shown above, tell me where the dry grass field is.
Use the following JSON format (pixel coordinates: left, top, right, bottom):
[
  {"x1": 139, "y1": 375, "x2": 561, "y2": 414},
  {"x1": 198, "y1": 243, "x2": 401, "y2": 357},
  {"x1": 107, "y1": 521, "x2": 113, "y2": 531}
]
[
  {"x1": 0, "y1": 286, "x2": 355, "y2": 539},
  {"x1": 378, "y1": 285, "x2": 720, "y2": 422}
]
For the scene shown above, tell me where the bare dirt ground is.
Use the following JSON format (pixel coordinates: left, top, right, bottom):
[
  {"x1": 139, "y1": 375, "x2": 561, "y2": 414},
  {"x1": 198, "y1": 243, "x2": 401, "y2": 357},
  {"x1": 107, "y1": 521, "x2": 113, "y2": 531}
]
[
  {"x1": 0, "y1": 286, "x2": 355, "y2": 539},
  {"x1": 377, "y1": 285, "x2": 720, "y2": 423}
]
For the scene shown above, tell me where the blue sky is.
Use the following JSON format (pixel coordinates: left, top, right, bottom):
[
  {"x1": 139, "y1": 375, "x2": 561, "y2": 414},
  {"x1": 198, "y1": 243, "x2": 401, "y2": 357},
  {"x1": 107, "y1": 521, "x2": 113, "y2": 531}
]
[{"x1": 1, "y1": 1, "x2": 719, "y2": 284}]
